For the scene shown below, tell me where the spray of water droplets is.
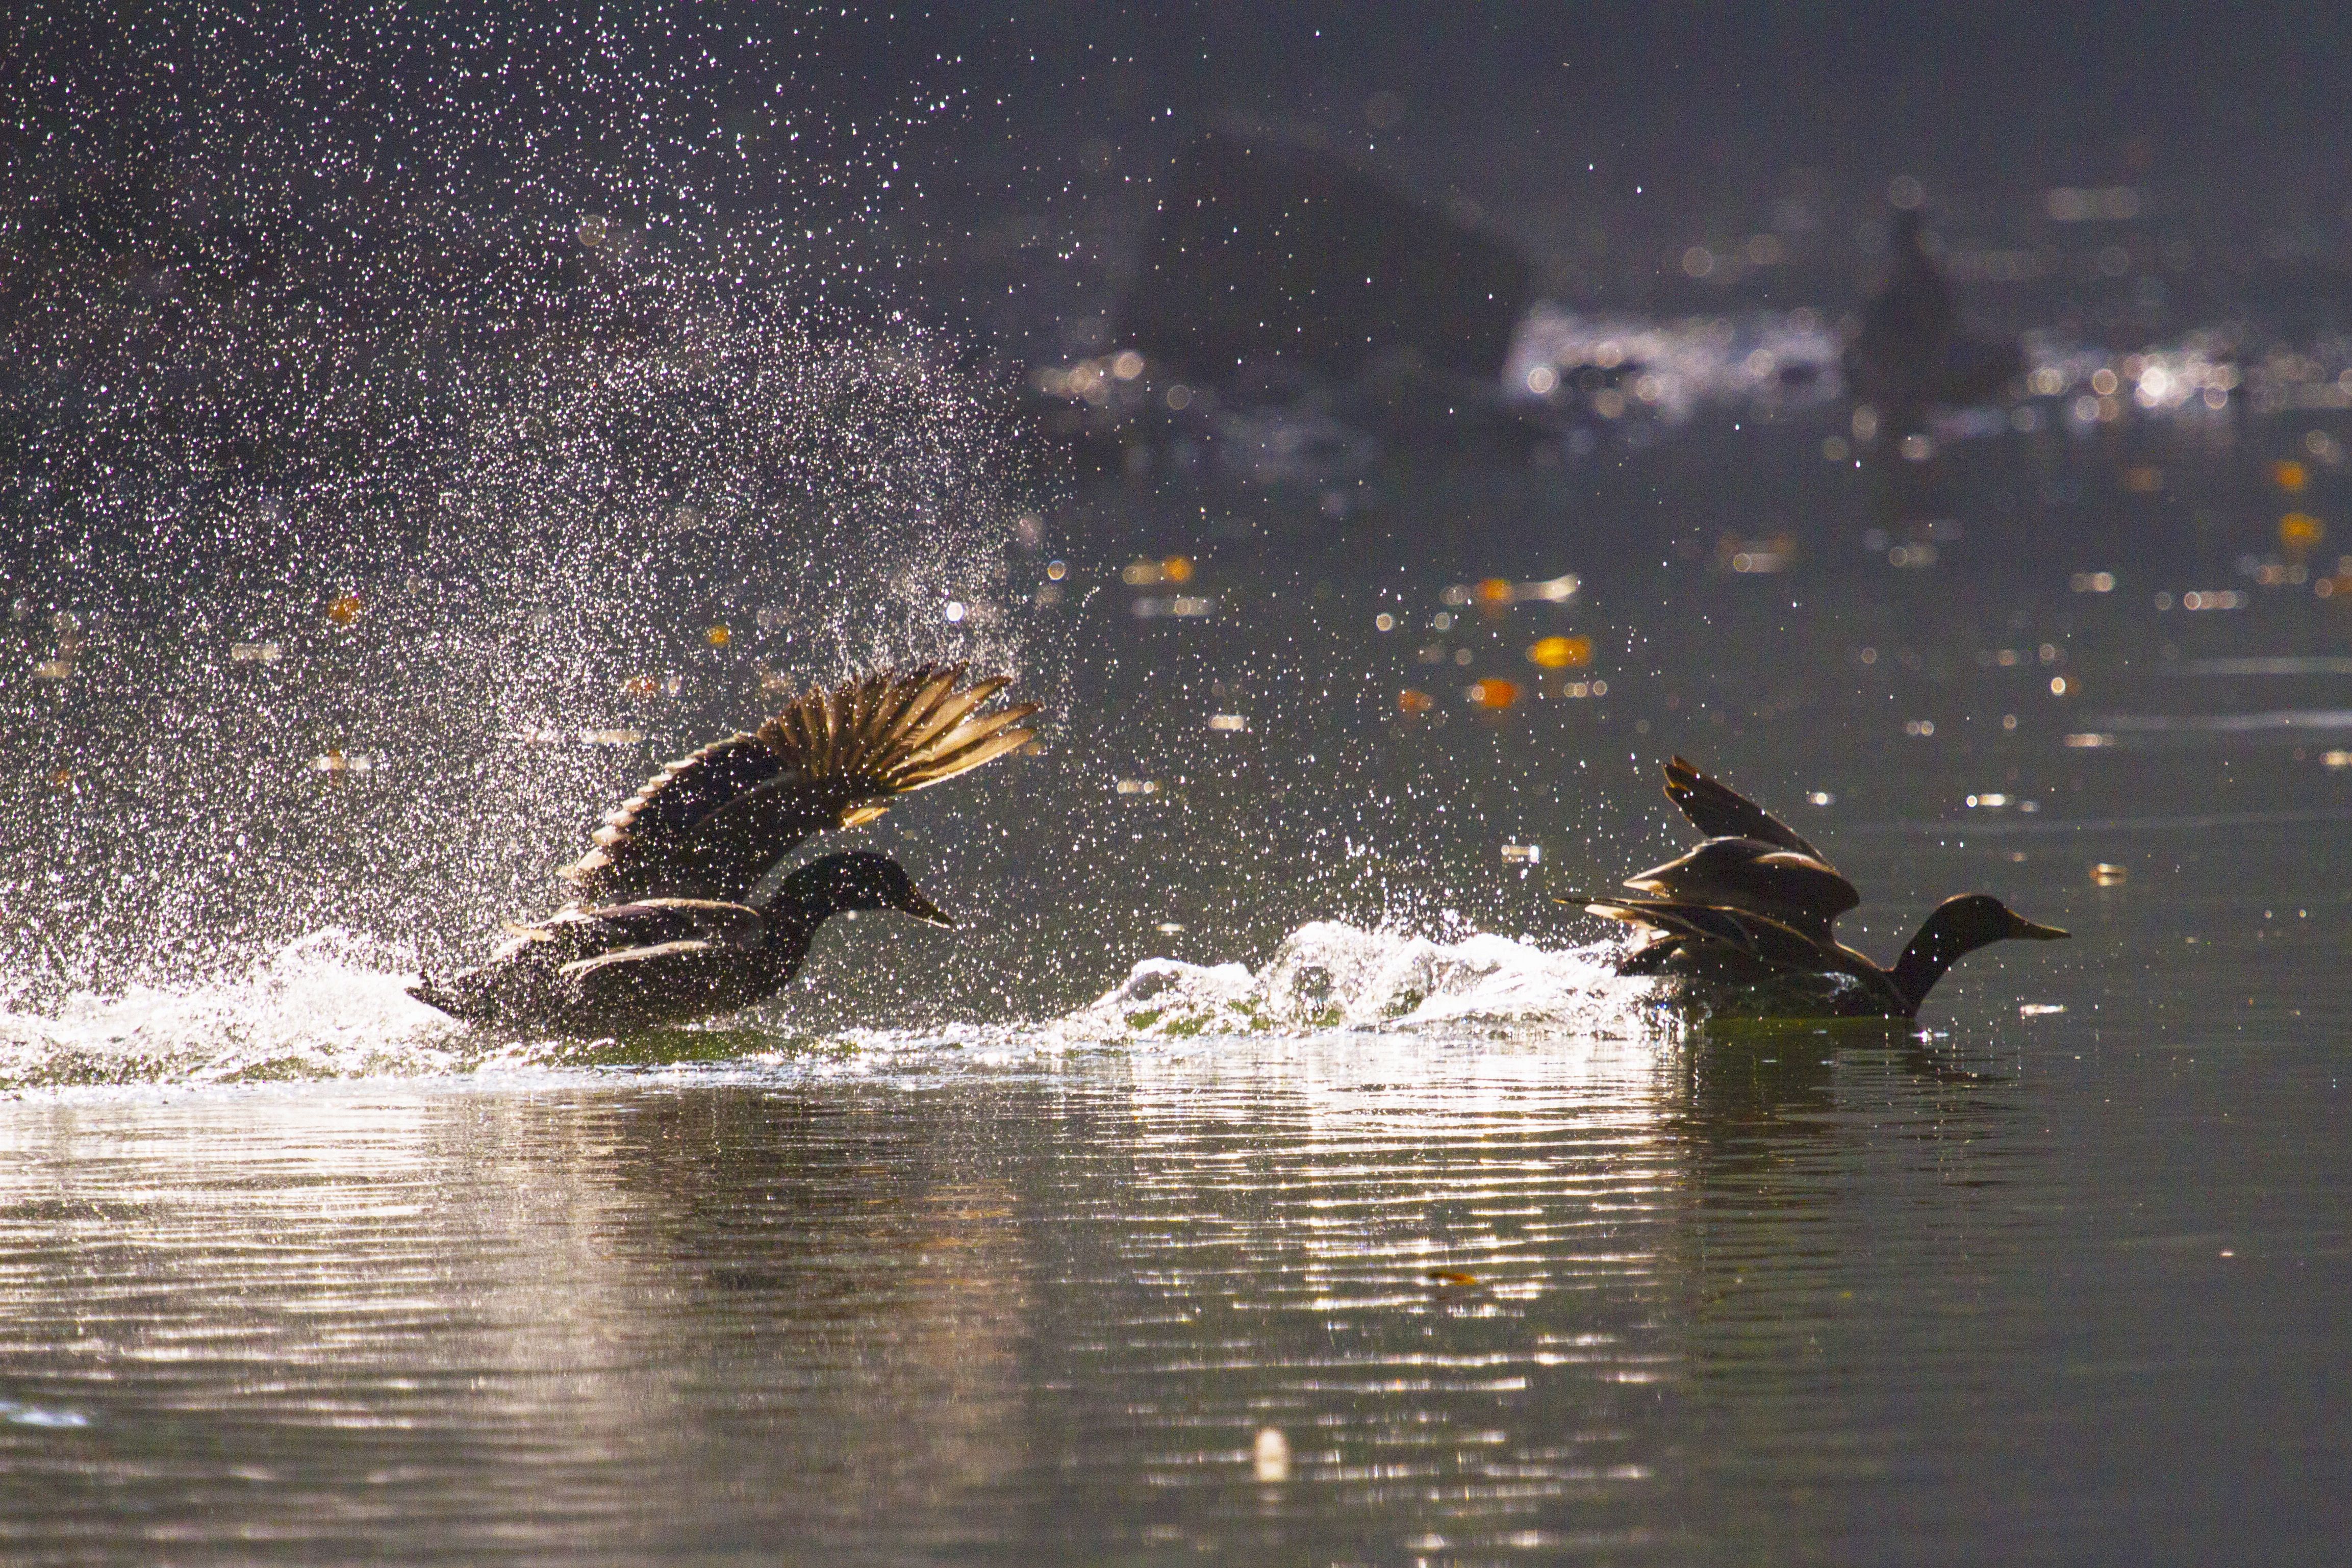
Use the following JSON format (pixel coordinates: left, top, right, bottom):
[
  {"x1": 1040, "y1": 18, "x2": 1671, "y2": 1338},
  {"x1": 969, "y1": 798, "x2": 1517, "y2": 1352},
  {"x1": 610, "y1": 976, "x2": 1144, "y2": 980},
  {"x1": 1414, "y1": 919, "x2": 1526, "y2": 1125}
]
[
  {"x1": 1, "y1": 6, "x2": 1051, "y2": 1027},
  {"x1": 0, "y1": 8, "x2": 1672, "y2": 1080}
]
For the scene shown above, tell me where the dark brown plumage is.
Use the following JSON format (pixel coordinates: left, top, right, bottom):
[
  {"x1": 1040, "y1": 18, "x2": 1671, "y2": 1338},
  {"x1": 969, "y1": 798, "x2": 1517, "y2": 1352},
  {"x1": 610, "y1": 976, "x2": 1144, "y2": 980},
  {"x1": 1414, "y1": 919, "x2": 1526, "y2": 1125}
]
[
  {"x1": 1561, "y1": 757, "x2": 2067, "y2": 1019},
  {"x1": 412, "y1": 667, "x2": 1036, "y2": 1032},
  {"x1": 565, "y1": 664, "x2": 1039, "y2": 905}
]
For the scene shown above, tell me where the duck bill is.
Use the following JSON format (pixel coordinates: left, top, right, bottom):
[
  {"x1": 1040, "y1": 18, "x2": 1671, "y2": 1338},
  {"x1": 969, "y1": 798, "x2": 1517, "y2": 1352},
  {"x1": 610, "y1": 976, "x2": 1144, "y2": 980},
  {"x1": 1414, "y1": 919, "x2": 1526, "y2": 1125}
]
[
  {"x1": 902, "y1": 888, "x2": 955, "y2": 927},
  {"x1": 2013, "y1": 917, "x2": 2070, "y2": 941}
]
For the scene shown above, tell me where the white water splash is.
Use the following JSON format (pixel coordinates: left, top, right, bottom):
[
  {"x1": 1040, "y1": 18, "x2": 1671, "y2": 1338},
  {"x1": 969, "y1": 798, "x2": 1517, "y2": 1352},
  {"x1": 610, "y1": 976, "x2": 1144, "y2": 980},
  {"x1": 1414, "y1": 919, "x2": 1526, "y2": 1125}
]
[
  {"x1": 1054, "y1": 920, "x2": 1664, "y2": 1043},
  {"x1": 0, "y1": 920, "x2": 1671, "y2": 1091},
  {"x1": 0, "y1": 929, "x2": 459, "y2": 1090}
]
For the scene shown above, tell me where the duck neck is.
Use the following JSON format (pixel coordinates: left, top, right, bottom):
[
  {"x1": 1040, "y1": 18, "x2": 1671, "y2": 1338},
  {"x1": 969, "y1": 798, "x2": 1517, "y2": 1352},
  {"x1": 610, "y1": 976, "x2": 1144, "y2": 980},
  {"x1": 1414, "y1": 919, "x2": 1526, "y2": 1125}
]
[
  {"x1": 1887, "y1": 909, "x2": 1991, "y2": 1011},
  {"x1": 755, "y1": 894, "x2": 820, "y2": 947}
]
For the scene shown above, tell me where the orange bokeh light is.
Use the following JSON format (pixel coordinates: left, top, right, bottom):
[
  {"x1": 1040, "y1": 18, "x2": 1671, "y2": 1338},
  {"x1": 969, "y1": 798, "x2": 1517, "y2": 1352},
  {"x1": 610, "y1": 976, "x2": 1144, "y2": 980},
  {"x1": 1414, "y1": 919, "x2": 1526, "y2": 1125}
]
[
  {"x1": 1526, "y1": 635, "x2": 1592, "y2": 669},
  {"x1": 2281, "y1": 513, "x2": 2326, "y2": 552},
  {"x1": 1468, "y1": 678, "x2": 1520, "y2": 710}
]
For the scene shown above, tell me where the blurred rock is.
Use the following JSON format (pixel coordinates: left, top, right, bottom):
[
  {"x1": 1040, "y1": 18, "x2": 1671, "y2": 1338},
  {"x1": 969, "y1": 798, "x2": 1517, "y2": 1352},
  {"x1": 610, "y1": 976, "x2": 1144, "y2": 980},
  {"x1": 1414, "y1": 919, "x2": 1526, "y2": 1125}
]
[{"x1": 1121, "y1": 133, "x2": 1532, "y2": 388}]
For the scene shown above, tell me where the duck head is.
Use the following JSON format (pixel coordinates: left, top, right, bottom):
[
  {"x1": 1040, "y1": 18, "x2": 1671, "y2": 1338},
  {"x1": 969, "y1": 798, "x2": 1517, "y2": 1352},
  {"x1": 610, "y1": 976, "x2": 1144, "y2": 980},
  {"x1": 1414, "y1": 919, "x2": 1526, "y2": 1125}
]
[
  {"x1": 780, "y1": 851, "x2": 953, "y2": 926},
  {"x1": 1890, "y1": 893, "x2": 2067, "y2": 1008},
  {"x1": 1936, "y1": 893, "x2": 2069, "y2": 945}
]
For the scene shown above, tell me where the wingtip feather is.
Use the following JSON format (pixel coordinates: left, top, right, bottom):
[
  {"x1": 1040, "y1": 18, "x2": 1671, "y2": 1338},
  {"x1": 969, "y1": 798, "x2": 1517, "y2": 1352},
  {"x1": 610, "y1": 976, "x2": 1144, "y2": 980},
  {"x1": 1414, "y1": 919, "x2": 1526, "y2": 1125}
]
[
  {"x1": 896, "y1": 725, "x2": 1033, "y2": 787},
  {"x1": 565, "y1": 665, "x2": 1041, "y2": 899}
]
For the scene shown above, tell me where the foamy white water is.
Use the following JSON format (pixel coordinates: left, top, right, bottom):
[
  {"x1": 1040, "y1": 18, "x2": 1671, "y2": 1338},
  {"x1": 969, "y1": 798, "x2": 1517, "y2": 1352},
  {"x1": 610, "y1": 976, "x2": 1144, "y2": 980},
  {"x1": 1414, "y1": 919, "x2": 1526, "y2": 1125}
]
[
  {"x1": 1052, "y1": 920, "x2": 1665, "y2": 1043},
  {"x1": 0, "y1": 921, "x2": 1672, "y2": 1090},
  {"x1": 0, "y1": 929, "x2": 460, "y2": 1090}
]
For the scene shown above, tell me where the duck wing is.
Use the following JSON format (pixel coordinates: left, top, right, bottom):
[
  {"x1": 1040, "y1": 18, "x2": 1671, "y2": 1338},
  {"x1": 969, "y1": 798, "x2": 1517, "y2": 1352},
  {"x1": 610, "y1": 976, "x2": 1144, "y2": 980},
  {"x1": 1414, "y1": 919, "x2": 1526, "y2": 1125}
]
[
  {"x1": 1571, "y1": 895, "x2": 1848, "y2": 971},
  {"x1": 550, "y1": 930, "x2": 799, "y2": 1028},
  {"x1": 1560, "y1": 893, "x2": 1764, "y2": 954},
  {"x1": 1662, "y1": 756, "x2": 1828, "y2": 861},
  {"x1": 1621, "y1": 837, "x2": 1859, "y2": 943},
  {"x1": 499, "y1": 898, "x2": 770, "y2": 963},
  {"x1": 553, "y1": 939, "x2": 741, "y2": 1018},
  {"x1": 414, "y1": 899, "x2": 767, "y2": 1026},
  {"x1": 1575, "y1": 894, "x2": 1906, "y2": 1016},
  {"x1": 560, "y1": 666, "x2": 1039, "y2": 904}
]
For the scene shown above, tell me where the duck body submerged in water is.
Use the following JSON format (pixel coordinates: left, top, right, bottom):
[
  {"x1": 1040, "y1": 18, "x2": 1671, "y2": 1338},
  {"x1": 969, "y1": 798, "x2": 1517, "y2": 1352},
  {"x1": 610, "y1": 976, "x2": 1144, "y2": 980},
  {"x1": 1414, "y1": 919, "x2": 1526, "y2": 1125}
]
[
  {"x1": 411, "y1": 666, "x2": 1036, "y2": 1033},
  {"x1": 1563, "y1": 757, "x2": 2066, "y2": 1020}
]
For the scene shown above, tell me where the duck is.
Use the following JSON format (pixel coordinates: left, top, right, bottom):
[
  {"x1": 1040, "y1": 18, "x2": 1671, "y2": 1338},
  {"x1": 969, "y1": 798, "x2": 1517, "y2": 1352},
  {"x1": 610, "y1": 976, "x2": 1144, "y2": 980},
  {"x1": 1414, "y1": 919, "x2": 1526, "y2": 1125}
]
[
  {"x1": 411, "y1": 665, "x2": 1038, "y2": 1032},
  {"x1": 1559, "y1": 756, "x2": 2067, "y2": 1019},
  {"x1": 1842, "y1": 208, "x2": 2023, "y2": 438}
]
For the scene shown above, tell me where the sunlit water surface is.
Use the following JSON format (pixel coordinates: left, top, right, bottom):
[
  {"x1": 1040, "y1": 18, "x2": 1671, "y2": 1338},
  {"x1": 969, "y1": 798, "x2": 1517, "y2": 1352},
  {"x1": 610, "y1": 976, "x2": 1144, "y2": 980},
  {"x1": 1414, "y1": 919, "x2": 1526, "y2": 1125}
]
[
  {"x1": 2, "y1": 831, "x2": 2347, "y2": 1564},
  {"x1": 7, "y1": 409, "x2": 2352, "y2": 1562}
]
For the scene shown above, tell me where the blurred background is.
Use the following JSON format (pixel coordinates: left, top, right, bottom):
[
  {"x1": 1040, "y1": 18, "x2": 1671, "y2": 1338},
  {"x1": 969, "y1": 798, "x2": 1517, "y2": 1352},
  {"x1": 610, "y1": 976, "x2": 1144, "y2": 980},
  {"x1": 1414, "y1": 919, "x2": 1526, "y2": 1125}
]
[
  {"x1": 4, "y1": 14, "x2": 2350, "y2": 1560},
  {"x1": 6, "y1": 1, "x2": 2352, "y2": 1036}
]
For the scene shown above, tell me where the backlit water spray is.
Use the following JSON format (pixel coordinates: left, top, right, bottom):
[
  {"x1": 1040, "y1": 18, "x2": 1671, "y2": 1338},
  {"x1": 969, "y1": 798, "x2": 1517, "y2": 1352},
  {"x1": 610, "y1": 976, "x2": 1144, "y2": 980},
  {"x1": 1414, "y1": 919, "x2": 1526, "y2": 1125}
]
[{"x1": 0, "y1": 8, "x2": 1065, "y2": 1077}]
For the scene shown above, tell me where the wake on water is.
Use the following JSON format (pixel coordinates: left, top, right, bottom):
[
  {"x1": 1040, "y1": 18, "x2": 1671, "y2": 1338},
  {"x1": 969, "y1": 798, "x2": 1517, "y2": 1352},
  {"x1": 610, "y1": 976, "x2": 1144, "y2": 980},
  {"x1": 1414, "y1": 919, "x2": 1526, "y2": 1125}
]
[
  {"x1": 0, "y1": 921, "x2": 1670, "y2": 1092},
  {"x1": 1051, "y1": 921, "x2": 1657, "y2": 1041}
]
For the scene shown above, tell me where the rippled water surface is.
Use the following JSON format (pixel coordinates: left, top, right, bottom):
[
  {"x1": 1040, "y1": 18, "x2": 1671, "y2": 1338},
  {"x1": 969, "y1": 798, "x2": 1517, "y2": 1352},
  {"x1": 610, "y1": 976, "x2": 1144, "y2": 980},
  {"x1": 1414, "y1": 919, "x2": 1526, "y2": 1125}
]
[
  {"x1": 10, "y1": 362, "x2": 2352, "y2": 1561},
  {"x1": 3, "y1": 858, "x2": 2347, "y2": 1564}
]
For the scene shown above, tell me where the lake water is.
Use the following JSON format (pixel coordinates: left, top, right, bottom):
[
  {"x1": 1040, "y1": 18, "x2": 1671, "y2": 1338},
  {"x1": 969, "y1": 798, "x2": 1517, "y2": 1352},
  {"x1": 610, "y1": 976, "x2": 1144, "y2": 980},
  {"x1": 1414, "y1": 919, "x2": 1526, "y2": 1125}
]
[{"x1": 4, "y1": 410, "x2": 2350, "y2": 1562}]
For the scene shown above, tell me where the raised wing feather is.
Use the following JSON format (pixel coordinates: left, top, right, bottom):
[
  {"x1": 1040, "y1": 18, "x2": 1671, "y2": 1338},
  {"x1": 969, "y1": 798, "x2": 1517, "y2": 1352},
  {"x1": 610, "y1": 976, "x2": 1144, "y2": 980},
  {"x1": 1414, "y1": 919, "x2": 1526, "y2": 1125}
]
[
  {"x1": 1621, "y1": 838, "x2": 1859, "y2": 941},
  {"x1": 560, "y1": 666, "x2": 1039, "y2": 904},
  {"x1": 1662, "y1": 756, "x2": 1827, "y2": 861}
]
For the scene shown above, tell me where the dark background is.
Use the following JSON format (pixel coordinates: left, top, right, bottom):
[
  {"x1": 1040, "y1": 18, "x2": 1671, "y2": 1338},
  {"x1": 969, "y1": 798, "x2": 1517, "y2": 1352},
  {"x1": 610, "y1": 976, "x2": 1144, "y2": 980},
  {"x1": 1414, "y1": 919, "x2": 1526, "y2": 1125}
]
[
  {"x1": 12, "y1": 2, "x2": 2352, "y2": 346},
  {"x1": 8, "y1": 2, "x2": 2352, "y2": 1005},
  {"x1": 13, "y1": 0, "x2": 2352, "y2": 586}
]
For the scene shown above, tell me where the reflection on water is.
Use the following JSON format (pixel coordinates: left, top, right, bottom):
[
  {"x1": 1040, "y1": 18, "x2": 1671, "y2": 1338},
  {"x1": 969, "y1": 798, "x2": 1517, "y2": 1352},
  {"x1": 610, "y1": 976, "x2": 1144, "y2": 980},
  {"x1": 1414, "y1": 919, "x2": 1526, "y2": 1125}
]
[
  {"x1": 7, "y1": 286, "x2": 2352, "y2": 1560},
  {"x1": 1047, "y1": 1033, "x2": 1680, "y2": 1556},
  {"x1": 4, "y1": 982, "x2": 2342, "y2": 1563},
  {"x1": 0, "y1": 1040, "x2": 1806, "y2": 1560},
  {"x1": 0, "y1": 1084, "x2": 1038, "y2": 1560}
]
